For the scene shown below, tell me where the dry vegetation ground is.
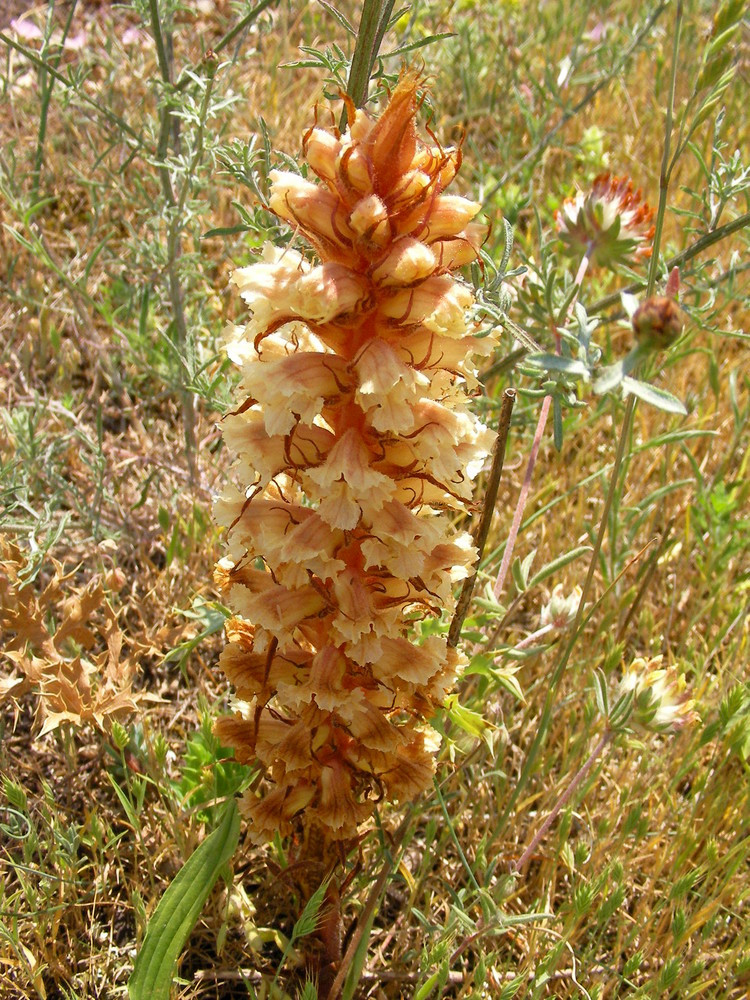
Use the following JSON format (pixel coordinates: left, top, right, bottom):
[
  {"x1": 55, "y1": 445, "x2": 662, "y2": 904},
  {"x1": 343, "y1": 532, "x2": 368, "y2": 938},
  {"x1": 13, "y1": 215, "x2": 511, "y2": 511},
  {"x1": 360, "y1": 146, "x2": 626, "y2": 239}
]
[{"x1": 1, "y1": 1, "x2": 748, "y2": 998}]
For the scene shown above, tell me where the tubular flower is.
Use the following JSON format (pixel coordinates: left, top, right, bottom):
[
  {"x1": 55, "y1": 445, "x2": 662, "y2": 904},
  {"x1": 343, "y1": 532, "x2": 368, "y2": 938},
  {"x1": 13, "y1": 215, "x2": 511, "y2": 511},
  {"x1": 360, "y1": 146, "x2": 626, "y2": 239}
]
[
  {"x1": 555, "y1": 173, "x2": 655, "y2": 268},
  {"x1": 214, "y1": 73, "x2": 494, "y2": 855}
]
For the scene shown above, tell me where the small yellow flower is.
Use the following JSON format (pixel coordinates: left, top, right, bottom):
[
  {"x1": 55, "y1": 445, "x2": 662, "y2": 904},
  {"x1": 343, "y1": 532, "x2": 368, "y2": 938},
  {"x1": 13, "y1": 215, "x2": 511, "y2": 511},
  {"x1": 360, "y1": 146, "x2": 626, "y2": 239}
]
[{"x1": 617, "y1": 655, "x2": 699, "y2": 733}]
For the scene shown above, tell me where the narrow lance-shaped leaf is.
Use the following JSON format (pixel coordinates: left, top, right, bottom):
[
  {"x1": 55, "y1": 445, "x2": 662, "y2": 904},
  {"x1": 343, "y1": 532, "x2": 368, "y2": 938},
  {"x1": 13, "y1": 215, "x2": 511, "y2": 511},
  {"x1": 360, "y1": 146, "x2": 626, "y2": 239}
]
[{"x1": 128, "y1": 799, "x2": 240, "y2": 1000}]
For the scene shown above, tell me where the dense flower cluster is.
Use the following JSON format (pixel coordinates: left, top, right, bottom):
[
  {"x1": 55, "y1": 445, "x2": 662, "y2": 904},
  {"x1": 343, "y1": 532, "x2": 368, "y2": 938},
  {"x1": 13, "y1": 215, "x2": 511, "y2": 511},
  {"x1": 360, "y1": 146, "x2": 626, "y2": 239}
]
[
  {"x1": 556, "y1": 172, "x2": 655, "y2": 268},
  {"x1": 617, "y1": 655, "x2": 699, "y2": 733},
  {"x1": 214, "y1": 74, "x2": 495, "y2": 853}
]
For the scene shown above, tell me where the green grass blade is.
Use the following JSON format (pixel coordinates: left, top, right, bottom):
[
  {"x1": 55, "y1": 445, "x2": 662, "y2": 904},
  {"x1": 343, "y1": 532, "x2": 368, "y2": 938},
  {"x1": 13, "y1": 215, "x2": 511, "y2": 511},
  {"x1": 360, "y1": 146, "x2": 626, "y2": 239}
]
[{"x1": 128, "y1": 799, "x2": 240, "y2": 1000}]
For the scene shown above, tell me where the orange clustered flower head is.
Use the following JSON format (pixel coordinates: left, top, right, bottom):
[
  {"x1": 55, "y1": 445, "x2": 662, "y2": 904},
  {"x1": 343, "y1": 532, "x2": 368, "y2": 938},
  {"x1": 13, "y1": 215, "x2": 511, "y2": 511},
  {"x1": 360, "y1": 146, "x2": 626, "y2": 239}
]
[
  {"x1": 214, "y1": 72, "x2": 494, "y2": 854},
  {"x1": 555, "y1": 172, "x2": 655, "y2": 269}
]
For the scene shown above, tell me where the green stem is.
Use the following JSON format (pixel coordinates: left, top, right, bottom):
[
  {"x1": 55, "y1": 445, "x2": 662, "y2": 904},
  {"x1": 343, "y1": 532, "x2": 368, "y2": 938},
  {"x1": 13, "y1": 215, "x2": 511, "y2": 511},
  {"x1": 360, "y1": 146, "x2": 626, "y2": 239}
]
[
  {"x1": 483, "y1": 2, "x2": 669, "y2": 201},
  {"x1": 340, "y1": 0, "x2": 395, "y2": 127},
  {"x1": 498, "y1": 390, "x2": 637, "y2": 833},
  {"x1": 31, "y1": 0, "x2": 79, "y2": 209},
  {"x1": 148, "y1": 0, "x2": 172, "y2": 86},
  {"x1": 165, "y1": 63, "x2": 217, "y2": 484},
  {"x1": 492, "y1": 250, "x2": 589, "y2": 600},
  {"x1": 0, "y1": 30, "x2": 146, "y2": 146},
  {"x1": 433, "y1": 778, "x2": 482, "y2": 892},
  {"x1": 646, "y1": 0, "x2": 682, "y2": 298},
  {"x1": 211, "y1": 0, "x2": 278, "y2": 59},
  {"x1": 589, "y1": 210, "x2": 750, "y2": 315}
]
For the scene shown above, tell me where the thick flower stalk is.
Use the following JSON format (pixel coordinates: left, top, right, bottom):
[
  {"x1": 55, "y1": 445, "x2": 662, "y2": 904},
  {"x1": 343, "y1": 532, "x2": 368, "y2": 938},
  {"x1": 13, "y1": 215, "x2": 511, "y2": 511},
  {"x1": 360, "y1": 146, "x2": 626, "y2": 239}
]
[{"x1": 214, "y1": 73, "x2": 494, "y2": 858}]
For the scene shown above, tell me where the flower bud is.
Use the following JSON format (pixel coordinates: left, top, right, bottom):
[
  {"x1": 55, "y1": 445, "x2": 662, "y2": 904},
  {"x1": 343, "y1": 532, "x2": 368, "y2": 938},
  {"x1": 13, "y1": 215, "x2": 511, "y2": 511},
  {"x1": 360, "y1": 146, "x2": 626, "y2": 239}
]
[{"x1": 632, "y1": 295, "x2": 684, "y2": 351}]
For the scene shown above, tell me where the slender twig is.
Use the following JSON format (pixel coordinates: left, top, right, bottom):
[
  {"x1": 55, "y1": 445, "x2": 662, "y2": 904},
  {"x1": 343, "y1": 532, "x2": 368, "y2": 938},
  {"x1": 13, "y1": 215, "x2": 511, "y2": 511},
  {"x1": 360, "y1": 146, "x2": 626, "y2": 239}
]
[
  {"x1": 510, "y1": 729, "x2": 613, "y2": 874},
  {"x1": 449, "y1": 388, "x2": 516, "y2": 647}
]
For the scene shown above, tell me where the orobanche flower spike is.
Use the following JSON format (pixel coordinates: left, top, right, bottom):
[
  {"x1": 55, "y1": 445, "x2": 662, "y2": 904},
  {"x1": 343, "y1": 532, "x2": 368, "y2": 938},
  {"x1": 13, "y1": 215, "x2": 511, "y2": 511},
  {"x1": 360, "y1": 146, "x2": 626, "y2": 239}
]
[{"x1": 214, "y1": 72, "x2": 494, "y2": 863}]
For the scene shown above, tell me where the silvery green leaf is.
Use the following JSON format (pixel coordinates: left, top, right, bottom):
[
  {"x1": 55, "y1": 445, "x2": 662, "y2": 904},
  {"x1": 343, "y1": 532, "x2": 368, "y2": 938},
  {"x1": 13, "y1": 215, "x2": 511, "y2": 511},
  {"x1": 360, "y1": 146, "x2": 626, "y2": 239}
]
[
  {"x1": 621, "y1": 376, "x2": 688, "y2": 414},
  {"x1": 593, "y1": 669, "x2": 609, "y2": 717},
  {"x1": 620, "y1": 291, "x2": 641, "y2": 319},
  {"x1": 593, "y1": 360, "x2": 625, "y2": 394},
  {"x1": 526, "y1": 353, "x2": 589, "y2": 376}
]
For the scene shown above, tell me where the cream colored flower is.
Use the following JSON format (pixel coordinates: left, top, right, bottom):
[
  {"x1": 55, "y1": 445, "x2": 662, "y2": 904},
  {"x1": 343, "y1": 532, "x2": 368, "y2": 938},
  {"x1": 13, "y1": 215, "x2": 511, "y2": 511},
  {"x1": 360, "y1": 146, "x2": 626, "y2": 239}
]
[
  {"x1": 540, "y1": 584, "x2": 583, "y2": 630},
  {"x1": 617, "y1": 655, "x2": 699, "y2": 733}
]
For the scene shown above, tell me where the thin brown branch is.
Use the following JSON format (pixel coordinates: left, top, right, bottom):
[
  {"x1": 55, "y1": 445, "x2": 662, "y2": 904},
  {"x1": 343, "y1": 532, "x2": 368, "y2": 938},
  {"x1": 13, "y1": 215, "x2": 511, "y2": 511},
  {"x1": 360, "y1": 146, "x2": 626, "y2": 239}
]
[{"x1": 449, "y1": 388, "x2": 516, "y2": 647}]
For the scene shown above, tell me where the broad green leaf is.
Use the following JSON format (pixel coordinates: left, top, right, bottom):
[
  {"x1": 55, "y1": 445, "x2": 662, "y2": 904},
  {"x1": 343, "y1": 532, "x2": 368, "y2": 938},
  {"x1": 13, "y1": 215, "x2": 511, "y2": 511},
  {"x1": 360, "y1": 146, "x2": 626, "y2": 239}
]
[{"x1": 128, "y1": 799, "x2": 240, "y2": 1000}]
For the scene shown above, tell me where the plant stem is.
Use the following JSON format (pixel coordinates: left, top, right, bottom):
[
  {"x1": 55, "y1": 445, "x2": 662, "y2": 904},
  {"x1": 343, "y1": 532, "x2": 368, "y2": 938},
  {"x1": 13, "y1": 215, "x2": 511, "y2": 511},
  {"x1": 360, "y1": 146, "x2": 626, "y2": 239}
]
[
  {"x1": 0, "y1": 29, "x2": 146, "y2": 147},
  {"x1": 493, "y1": 252, "x2": 589, "y2": 600},
  {"x1": 31, "y1": 0, "x2": 79, "y2": 209},
  {"x1": 327, "y1": 812, "x2": 412, "y2": 1000},
  {"x1": 148, "y1": 0, "x2": 172, "y2": 86},
  {"x1": 646, "y1": 0, "x2": 682, "y2": 299},
  {"x1": 450, "y1": 388, "x2": 515, "y2": 646},
  {"x1": 482, "y1": 2, "x2": 669, "y2": 200},
  {"x1": 497, "y1": 390, "x2": 636, "y2": 836},
  {"x1": 510, "y1": 729, "x2": 613, "y2": 873},
  {"x1": 493, "y1": 393, "x2": 550, "y2": 599},
  {"x1": 340, "y1": 0, "x2": 395, "y2": 126},
  {"x1": 149, "y1": 2, "x2": 220, "y2": 483},
  {"x1": 211, "y1": 0, "x2": 278, "y2": 59},
  {"x1": 589, "y1": 209, "x2": 750, "y2": 315}
]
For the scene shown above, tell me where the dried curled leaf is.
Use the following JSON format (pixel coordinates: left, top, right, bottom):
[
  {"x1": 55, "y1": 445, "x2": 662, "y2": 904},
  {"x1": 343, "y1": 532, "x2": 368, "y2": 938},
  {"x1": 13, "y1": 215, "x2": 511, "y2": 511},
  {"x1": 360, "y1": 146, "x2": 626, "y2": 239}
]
[{"x1": 0, "y1": 539, "x2": 156, "y2": 734}]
